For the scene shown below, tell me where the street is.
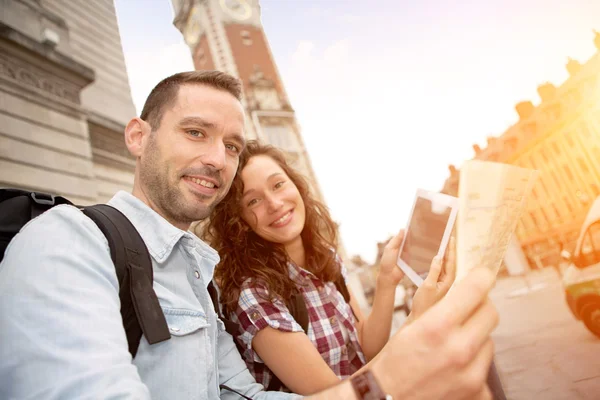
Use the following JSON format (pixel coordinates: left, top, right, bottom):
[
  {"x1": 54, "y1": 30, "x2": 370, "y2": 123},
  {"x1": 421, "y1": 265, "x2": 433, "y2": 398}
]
[{"x1": 490, "y1": 269, "x2": 600, "y2": 399}]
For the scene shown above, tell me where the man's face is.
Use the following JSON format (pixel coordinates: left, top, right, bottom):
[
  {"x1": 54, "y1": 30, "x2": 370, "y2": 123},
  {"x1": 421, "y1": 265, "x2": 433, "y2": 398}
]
[{"x1": 138, "y1": 85, "x2": 245, "y2": 229}]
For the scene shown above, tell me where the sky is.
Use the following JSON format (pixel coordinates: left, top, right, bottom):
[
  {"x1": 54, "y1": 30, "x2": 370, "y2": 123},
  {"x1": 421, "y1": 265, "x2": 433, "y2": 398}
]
[{"x1": 114, "y1": 0, "x2": 600, "y2": 263}]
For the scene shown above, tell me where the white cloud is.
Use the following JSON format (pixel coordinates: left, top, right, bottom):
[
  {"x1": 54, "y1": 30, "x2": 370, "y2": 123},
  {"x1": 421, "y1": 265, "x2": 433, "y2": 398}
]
[
  {"x1": 337, "y1": 14, "x2": 362, "y2": 23},
  {"x1": 123, "y1": 41, "x2": 195, "y2": 114}
]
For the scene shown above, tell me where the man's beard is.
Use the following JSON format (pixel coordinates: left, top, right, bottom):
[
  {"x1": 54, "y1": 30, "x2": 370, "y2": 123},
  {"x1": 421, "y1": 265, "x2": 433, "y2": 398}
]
[{"x1": 140, "y1": 138, "x2": 225, "y2": 226}]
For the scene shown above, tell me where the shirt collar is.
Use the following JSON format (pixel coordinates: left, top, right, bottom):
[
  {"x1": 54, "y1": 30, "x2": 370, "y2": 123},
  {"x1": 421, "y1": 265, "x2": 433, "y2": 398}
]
[
  {"x1": 107, "y1": 191, "x2": 219, "y2": 264},
  {"x1": 287, "y1": 261, "x2": 315, "y2": 284}
]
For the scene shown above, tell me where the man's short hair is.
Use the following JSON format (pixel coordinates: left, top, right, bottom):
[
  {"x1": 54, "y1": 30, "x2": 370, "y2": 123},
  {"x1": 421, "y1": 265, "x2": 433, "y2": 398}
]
[{"x1": 140, "y1": 70, "x2": 243, "y2": 130}]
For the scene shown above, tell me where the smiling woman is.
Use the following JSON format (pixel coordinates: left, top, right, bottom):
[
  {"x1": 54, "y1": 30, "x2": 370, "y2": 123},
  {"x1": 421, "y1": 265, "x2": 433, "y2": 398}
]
[{"x1": 202, "y1": 140, "x2": 456, "y2": 396}]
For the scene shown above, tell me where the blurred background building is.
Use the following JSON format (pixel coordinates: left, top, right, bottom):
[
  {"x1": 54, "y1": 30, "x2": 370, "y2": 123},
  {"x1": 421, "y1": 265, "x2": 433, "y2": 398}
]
[
  {"x1": 0, "y1": 0, "x2": 136, "y2": 205},
  {"x1": 441, "y1": 31, "x2": 600, "y2": 270}
]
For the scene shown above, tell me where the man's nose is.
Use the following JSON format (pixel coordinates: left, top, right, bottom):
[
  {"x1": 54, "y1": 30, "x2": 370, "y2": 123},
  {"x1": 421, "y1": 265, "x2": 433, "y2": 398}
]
[{"x1": 202, "y1": 141, "x2": 226, "y2": 170}]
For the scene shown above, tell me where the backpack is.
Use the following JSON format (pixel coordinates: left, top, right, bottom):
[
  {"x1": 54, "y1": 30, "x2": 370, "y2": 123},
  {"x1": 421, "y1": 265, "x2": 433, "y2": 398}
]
[{"x1": 0, "y1": 189, "x2": 171, "y2": 357}]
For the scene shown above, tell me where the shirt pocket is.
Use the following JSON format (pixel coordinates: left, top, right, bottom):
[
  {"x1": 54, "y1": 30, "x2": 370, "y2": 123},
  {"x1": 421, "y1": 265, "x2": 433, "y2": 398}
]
[{"x1": 162, "y1": 308, "x2": 209, "y2": 336}]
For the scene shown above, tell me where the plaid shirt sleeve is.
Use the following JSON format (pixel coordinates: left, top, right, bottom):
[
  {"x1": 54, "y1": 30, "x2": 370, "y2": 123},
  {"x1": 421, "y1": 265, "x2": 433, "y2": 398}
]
[{"x1": 235, "y1": 280, "x2": 304, "y2": 363}]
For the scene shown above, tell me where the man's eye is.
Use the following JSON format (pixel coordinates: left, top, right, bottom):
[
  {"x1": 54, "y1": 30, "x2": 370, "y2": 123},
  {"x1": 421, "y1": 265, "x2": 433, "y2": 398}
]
[
  {"x1": 187, "y1": 130, "x2": 204, "y2": 137},
  {"x1": 226, "y1": 144, "x2": 239, "y2": 153}
]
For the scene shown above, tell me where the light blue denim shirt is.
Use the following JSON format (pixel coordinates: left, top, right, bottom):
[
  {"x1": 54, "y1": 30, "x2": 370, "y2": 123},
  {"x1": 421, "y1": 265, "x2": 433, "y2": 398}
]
[{"x1": 0, "y1": 191, "x2": 300, "y2": 400}]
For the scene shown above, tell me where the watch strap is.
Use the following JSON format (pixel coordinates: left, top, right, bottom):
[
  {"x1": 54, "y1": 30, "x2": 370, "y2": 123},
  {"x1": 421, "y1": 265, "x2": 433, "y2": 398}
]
[{"x1": 350, "y1": 369, "x2": 391, "y2": 400}]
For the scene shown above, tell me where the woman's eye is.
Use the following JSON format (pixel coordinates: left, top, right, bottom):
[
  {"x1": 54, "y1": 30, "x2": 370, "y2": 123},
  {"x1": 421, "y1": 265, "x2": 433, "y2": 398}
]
[
  {"x1": 247, "y1": 198, "x2": 258, "y2": 207},
  {"x1": 274, "y1": 181, "x2": 285, "y2": 189}
]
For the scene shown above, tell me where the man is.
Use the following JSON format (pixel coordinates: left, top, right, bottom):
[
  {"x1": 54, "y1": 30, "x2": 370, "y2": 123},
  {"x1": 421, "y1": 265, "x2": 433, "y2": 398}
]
[{"x1": 0, "y1": 71, "x2": 498, "y2": 399}]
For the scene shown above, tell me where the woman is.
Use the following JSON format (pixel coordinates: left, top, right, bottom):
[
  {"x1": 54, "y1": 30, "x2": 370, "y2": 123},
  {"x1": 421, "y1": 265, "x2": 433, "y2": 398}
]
[{"x1": 203, "y1": 141, "x2": 455, "y2": 395}]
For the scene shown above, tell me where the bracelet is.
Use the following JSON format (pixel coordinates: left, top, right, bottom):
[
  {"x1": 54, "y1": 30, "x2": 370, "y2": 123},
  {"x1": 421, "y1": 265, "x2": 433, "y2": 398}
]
[{"x1": 350, "y1": 370, "x2": 392, "y2": 400}]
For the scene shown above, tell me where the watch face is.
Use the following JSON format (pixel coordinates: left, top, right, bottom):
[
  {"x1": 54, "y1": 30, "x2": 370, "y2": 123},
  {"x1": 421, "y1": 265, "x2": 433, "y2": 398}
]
[
  {"x1": 219, "y1": 0, "x2": 252, "y2": 21},
  {"x1": 185, "y1": 5, "x2": 201, "y2": 45}
]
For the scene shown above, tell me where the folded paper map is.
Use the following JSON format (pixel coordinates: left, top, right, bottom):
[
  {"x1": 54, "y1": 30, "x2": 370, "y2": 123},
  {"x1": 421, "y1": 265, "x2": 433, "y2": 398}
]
[{"x1": 455, "y1": 160, "x2": 538, "y2": 283}]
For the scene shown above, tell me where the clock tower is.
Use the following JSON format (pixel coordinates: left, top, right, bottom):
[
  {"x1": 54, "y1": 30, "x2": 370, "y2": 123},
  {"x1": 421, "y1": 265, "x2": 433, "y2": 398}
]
[
  {"x1": 173, "y1": 0, "x2": 320, "y2": 183},
  {"x1": 174, "y1": 3, "x2": 331, "y2": 209},
  {"x1": 171, "y1": 0, "x2": 347, "y2": 259}
]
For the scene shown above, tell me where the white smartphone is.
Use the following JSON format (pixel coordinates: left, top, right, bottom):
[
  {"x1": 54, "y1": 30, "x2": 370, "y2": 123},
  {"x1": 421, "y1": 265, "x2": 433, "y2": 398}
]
[{"x1": 396, "y1": 189, "x2": 459, "y2": 287}]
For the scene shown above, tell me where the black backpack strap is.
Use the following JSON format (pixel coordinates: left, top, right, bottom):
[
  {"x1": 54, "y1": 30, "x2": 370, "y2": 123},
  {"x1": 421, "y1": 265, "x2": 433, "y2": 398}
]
[
  {"x1": 334, "y1": 275, "x2": 351, "y2": 303},
  {"x1": 334, "y1": 274, "x2": 360, "y2": 322},
  {"x1": 0, "y1": 189, "x2": 73, "y2": 260},
  {"x1": 82, "y1": 205, "x2": 170, "y2": 357},
  {"x1": 287, "y1": 292, "x2": 309, "y2": 333}
]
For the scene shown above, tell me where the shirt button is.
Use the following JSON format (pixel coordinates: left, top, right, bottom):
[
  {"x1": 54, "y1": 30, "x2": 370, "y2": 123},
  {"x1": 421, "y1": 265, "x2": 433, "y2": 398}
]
[
  {"x1": 251, "y1": 311, "x2": 260, "y2": 321},
  {"x1": 194, "y1": 270, "x2": 200, "y2": 279},
  {"x1": 329, "y1": 316, "x2": 336, "y2": 324},
  {"x1": 341, "y1": 347, "x2": 348, "y2": 355}
]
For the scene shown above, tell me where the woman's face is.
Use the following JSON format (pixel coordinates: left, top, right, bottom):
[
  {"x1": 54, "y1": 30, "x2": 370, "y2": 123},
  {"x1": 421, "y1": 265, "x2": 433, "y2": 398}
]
[{"x1": 239, "y1": 155, "x2": 306, "y2": 247}]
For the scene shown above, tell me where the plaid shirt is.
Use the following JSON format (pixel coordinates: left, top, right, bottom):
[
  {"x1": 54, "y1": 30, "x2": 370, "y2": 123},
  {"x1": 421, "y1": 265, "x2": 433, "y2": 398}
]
[{"x1": 230, "y1": 257, "x2": 366, "y2": 390}]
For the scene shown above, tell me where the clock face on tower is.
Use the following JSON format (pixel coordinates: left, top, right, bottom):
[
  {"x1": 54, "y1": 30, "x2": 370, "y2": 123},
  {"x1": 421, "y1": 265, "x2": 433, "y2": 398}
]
[{"x1": 219, "y1": 0, "x2": 252, "y2": 21}]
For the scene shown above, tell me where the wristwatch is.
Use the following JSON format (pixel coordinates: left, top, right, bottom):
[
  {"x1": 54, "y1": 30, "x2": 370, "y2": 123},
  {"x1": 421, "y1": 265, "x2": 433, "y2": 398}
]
[{"x1": 350, "y1": 370, "x2": 393, "y2": 400}]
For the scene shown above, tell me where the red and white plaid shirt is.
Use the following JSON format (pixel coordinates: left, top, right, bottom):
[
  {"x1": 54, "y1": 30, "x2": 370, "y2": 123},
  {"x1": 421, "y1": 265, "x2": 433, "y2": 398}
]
[{"x1": 230, "y1": 257, "x2": 366, "y2": 390}]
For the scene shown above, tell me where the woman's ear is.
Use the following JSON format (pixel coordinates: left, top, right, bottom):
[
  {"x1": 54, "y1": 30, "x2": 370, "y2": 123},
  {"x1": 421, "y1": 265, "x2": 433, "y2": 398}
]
[{"x1": 124, "y1": 117, "x2": 150, "y2": 158}]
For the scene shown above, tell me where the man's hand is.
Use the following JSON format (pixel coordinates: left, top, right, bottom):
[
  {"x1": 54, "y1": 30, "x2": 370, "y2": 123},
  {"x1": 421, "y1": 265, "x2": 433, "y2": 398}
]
[
  {"x1": 407, "y1": 236, "x2": 457, "y2": 322},
  {"x1": 370, "y1": 267, "x2": 499, "y2": 400}
]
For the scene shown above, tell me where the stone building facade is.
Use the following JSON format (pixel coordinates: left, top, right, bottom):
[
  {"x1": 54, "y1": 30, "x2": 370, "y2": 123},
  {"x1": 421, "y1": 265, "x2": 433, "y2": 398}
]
[{"x1": 0, "y1": 0, "x2": 136, "y2": 205}]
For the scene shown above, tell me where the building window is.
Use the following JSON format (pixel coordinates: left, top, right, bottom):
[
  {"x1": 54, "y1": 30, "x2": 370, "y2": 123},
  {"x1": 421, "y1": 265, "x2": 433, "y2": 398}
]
[
  {"x1": 529, "y1": 212, "x2": 539, "y2": 229},
  {"x1": 540, "y1": 207, "x2": 550, "y2": 227},
  {"x1": 240, "y1": 30, "x2": 252, "y2": 46},
  {"x1": 539, "y1": 178, "x2": 550, "y2": 195},
  {"x1": 261, "y1": 125, "x2": 302, "y2": 153},
  {"x1": 552, "y1": 141, "x2": 560, "y2": 155},
  {"x1": 552, "y1": 203, "x2": 561, "y2": 222},
  {"x1": 563, "y1": 165, "x2": 574, "y2": 180},
  {"x1": 577, "y1": 158, "x2": 590, "y2": 174},
  {"x1": 529, "y1": 155, "x2": 538, "y2": 169},
  {"x1": 541, "y1": 147, "x2": 550, "y2": 162},
  {"x1": 551, "y1": 171, "x2": 561, "y2": 188},
  {"x1": 565, "y1": 197, "x2": 574, "y2": 215},
  {"x1": 565, "y1": 132, "x2": 575, "y2": 147}
]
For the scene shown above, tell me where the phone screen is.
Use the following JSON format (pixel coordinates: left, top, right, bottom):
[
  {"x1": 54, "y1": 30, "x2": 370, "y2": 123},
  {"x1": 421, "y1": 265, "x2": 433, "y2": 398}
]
[{"x1": 398, "y1": 196, "x2": 454, "y2": 277}]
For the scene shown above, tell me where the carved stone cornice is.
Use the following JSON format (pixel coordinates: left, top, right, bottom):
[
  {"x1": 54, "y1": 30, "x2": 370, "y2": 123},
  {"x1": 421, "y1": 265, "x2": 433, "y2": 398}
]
[
  {"x1": 0, "y1": 21, "x2": 94, "y2": 116},
  {"x1": 0, "y1": 21, "x2": 94, "y2": 83},
  {"x1": 0, "y1": 50, "x2": 81, "y2": 103}
]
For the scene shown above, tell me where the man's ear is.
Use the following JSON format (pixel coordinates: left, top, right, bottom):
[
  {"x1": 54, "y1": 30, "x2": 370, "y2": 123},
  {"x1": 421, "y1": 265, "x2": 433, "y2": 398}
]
[{"x1": 124, "y1": 117, "x2": 150, "y2": 157}]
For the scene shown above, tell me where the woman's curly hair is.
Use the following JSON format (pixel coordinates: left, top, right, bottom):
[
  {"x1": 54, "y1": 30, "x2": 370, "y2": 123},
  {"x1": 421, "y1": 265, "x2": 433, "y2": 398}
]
[{"x1": 200, "y1": 140, "x2": 340, "y2": 313}]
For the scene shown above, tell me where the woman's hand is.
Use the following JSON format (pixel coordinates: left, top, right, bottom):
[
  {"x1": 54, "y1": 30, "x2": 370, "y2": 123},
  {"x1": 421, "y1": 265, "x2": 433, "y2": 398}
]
[
  {"x1": 407, "y1": 236, "x2": 457, "y2": 323},
  {"x1": 376, "y1": 229, "x2": 406, "y2": 290}
]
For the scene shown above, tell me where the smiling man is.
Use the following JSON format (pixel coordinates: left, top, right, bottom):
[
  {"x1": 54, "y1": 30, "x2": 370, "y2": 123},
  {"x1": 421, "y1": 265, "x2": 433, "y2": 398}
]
[{"x1": 0, "y1": 70, "x2": 499, "y2": 400}]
